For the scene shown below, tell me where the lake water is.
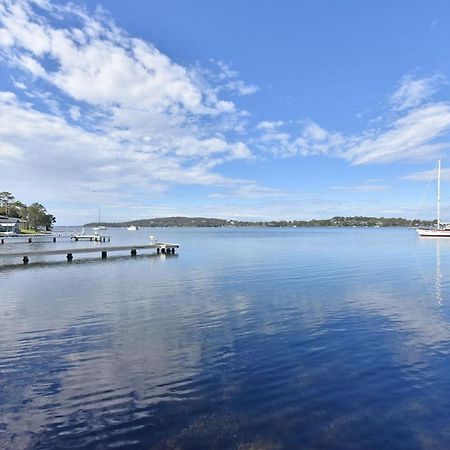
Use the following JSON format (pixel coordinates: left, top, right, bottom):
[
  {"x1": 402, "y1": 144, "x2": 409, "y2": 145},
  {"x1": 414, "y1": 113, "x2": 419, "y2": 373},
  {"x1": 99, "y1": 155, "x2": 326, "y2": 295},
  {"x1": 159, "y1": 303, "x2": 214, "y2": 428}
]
[{"x1": 1, "y1": 227, "x2": 450, "y2": 449}]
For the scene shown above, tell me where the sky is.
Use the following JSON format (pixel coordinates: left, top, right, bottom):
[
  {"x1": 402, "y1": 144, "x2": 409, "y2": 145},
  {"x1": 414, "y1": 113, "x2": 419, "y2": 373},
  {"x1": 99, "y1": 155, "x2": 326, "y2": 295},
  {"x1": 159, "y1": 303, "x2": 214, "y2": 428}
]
[{"x1": 1, "y1": 0, "x2": 450, "y2": 224}]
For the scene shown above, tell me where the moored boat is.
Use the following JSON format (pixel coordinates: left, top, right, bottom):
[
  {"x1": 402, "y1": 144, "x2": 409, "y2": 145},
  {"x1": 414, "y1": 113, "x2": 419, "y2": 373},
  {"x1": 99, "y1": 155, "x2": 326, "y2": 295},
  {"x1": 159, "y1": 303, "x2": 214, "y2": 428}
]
[
  {"x1": 93, "y1": 209, "x2": 107, "y2": 231},
  {"x1": 416, "y1": 227, "x2": 450, "y2": 237},
  {"x1": 416, "y1": 159, "x2": 450, "y2": 237}
]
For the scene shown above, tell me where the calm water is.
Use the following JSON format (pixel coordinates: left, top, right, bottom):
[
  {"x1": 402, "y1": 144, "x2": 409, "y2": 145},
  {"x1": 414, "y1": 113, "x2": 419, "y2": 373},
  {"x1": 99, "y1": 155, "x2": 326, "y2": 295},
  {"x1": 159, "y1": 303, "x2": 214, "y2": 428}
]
[{"x1": 1, "y1": 227, "x2": 450, "y2": 449}]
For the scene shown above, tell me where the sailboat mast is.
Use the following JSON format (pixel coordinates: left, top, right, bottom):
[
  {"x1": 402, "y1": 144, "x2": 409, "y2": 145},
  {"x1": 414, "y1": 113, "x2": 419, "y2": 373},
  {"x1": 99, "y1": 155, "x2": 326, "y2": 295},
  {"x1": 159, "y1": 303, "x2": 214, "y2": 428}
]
[{"x1": 437, "y1": 159, "x2": 441, "y2": 230}]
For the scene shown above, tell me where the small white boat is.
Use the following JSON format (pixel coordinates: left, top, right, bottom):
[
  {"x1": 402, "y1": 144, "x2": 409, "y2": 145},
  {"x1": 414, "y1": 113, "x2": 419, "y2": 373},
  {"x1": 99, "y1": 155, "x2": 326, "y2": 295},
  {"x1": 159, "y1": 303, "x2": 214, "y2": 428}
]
[
  {"x1": 416, "y1": 159, "x2": 450, "y2": 237},
  {"x1": 127, "y1": 225, "x2": 138, "y2": 231},
  {"x1": 93, "y1": 209, "x2": 107, "y2": 231}
]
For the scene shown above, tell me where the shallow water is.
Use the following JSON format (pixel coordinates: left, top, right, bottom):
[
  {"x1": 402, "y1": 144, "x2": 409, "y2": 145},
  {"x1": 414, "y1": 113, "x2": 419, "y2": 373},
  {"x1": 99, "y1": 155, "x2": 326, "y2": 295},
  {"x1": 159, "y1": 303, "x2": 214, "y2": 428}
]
[{"x1": 1, "y1": 227, "x2": 450, "y2": 449}]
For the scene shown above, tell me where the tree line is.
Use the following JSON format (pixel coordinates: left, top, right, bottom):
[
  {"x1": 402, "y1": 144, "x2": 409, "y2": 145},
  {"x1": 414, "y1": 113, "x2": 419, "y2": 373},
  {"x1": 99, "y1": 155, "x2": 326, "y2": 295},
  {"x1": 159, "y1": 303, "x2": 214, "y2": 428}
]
[
  {"x1": 0, "y1": 192, "x2": 56, "y2": 230},
  {"x1": 85, "y1": 215, "x2": 434, "y2": 228}
]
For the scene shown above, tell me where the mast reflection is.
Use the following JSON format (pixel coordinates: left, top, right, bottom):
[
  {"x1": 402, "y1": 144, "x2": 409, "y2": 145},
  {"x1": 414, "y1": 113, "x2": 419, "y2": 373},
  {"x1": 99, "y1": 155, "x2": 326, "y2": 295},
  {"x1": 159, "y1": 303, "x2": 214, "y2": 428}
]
[{"x1": 435, "y1": 239, "x2": 443, "y2": 306}]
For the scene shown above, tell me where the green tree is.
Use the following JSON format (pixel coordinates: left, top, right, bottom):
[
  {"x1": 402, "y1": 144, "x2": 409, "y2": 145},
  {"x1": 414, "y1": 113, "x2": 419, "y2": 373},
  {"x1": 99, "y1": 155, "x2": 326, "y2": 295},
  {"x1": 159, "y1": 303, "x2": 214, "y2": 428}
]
[
  {"x1": 8, "y1": 201, "x2": 27, "y2": 219},
  {"x1": 26, "y1": 203, "x2": 55, "y2": 230},
  {"x1": 0, "y1": 192, "x2": 15, "y2": 216}
]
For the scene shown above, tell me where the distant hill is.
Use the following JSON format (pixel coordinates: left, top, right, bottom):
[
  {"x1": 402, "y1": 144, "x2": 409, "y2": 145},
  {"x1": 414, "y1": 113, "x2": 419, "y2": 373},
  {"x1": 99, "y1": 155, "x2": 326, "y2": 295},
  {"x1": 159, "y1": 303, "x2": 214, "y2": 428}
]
[{"x1": 84, "y1": 216, "x2": 434, "y2": 228}]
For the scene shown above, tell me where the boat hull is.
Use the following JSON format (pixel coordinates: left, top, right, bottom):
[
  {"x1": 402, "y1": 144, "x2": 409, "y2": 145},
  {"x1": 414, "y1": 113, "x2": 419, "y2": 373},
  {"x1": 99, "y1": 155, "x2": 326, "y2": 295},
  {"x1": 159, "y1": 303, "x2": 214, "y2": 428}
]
[{"x1": 416, "y1": 228, "x2": 450, "y2": 237}]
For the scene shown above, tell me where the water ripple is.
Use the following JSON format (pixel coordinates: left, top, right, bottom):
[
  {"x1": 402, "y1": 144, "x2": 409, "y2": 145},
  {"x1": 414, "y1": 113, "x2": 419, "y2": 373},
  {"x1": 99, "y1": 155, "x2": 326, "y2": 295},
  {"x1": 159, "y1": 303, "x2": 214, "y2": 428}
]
[{"x1": 2, "y1": 228, "x2": 450, "y2": 449}]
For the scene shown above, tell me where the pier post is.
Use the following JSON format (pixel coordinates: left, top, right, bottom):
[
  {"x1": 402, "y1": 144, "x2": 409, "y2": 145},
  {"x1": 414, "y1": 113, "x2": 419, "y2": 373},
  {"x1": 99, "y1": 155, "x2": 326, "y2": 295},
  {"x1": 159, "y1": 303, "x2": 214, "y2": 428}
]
[
  {"x1": 53, "y1": 237, "x2": 56, "y2": 243},
  {"x1": 28, "y1": 238, "x2": 32, "y2": 243},
  {"x1": 157, "y1": 247, "x2": 160, "y2": 254},
  {"x1": 1, "y1": 239, "x2": 4, "y2": 244},
  {"x1": 171, "y1": 247, "x2": 175, "y2": 254},
  {"x1": 23, "y1": 256, "x2": 29, "y2": 265},
  {"x1": 67, "y1": 253, "x2": 73, "y2": 262},
  {"x1": 131, "y1": 249, "x2": 137, "y2": 256},
  {"x1": 101, "y1": 251, "x2": 107, "y2": 259}
]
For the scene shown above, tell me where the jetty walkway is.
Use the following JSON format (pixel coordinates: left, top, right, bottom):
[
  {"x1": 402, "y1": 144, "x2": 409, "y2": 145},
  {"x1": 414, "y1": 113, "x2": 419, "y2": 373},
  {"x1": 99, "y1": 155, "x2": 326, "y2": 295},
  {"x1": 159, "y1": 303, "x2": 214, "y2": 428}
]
[{"x1": 0, "y1": 243, "x2": 179, "y2": 264}]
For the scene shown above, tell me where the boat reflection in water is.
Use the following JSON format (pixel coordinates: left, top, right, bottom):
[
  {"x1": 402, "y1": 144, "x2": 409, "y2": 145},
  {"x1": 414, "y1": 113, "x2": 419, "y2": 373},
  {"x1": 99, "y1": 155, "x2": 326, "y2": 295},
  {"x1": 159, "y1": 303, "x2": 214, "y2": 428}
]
[{"x1": 435, "y1": 239, "x2": 443, "y2": 306}]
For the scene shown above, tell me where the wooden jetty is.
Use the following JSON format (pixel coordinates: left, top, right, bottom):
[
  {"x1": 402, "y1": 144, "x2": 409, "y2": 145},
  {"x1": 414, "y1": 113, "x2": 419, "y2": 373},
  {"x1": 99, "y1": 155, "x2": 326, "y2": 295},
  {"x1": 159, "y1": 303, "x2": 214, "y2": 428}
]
[
  {"x1": 0, "y1": 243, "x2": 179, "y2": 264},
  {"x1": 1, "y1": 234, "x2": 73, "y2": 244},
  {"x1": 71, "y1": 234, "x2": 110, "y2": 242},
  {"x1": 0, "y1": 233, "x2": 110, "y2": 244}
]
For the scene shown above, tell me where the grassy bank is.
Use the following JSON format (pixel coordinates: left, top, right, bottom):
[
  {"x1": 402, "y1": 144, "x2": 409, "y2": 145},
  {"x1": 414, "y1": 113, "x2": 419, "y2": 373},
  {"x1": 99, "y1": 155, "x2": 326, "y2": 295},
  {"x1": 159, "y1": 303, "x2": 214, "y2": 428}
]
[{"x1": 20, "y1": 229, "x2": 45, "y2": 235}]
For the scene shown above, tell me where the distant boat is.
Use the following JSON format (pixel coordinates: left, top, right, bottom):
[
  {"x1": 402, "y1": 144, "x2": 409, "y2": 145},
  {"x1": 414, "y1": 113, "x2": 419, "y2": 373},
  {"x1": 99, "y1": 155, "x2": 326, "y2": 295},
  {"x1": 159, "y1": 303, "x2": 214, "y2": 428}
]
[
  {"x1": 93, "y1": 208, "x2": 107, "y2": 231},
  {"x1": 416, "y1": 159, "x2": 450, "y2": 237},
  {"x1": 127, "y1": 225, "x2": 138, "y2": 231}
]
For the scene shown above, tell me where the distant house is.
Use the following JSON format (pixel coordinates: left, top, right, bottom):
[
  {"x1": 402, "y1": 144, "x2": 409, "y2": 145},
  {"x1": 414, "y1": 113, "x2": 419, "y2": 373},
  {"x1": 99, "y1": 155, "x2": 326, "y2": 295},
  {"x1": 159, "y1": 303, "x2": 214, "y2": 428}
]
[{"x1": 0, "y1": 216, "x2": 27, "y2": 234}]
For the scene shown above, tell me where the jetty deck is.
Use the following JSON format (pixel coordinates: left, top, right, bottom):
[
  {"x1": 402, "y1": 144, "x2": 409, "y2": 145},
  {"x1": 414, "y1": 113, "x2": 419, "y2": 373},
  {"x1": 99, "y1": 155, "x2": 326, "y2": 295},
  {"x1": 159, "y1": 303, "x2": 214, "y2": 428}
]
[
  {"x1": 1, "y1": 234, "x2": 74, "y2": 244},
  {"x1": 1, "y1": 233, "x2": 110, "y2": 244},
  {"x1": 0, "y1": 243, "x2": 179, "y2": 264},
  {"x1": 71, "y1": 234, "x2": 110, "y2": 242}
]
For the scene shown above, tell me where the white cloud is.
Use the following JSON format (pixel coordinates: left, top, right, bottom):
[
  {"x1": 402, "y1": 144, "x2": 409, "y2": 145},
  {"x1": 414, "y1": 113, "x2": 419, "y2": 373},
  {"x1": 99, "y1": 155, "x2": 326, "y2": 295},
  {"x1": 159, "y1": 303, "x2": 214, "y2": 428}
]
[
  {"x1": 11, "y1": 78, "x2": 26, "y2": 89},
  {"x1": 0, "y1": 0, "x2": 259, "y2": 213},
  {"x1": 256, "y1": 120, "x2": 284, "y2": 130},
  {"x1": 255, "y1": 119, "x2": 345, "y2": 158},
  {"x1": 0, "y1": 90, "x2": 253, "y2": 209},
  {"x1": 224, "y1": 80, "x2": 259, "y2": 96},
  {"x1": 390, "y1": 73, "x2": 445, "y2": 111},
  {"x1": 0, "y1": 141, "x2": 23, "y2": 160},
  {"x1": 69, "y1": 105, "x2": 80, "y2": 120},
  {"x1": 255, "y1": 79, "x2": 450, "y2": 165},
  {"x1": 197, "y1": 60, "x2": 259, "y2": 98},
  {"x1": 402, "y1": 166, "x2": 450, "y2": 182},
  {"x1": 343, "y1": 103, "x2": 450, "y2": 164}
]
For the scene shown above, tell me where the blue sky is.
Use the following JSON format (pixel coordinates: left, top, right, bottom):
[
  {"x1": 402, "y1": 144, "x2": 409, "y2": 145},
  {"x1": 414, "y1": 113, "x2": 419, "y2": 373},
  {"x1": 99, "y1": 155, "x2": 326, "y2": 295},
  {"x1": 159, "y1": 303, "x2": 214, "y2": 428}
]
[{"x1": 1, "y1": 0, "x2": 450, "y2": 224}]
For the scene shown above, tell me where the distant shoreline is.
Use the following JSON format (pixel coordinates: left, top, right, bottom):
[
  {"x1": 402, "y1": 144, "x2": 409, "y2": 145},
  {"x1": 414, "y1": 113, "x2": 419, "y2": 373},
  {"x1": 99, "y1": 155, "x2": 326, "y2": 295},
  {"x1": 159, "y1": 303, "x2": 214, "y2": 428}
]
[{"x1": 82, "y1": 216, "x2": 434, "y2": 228}]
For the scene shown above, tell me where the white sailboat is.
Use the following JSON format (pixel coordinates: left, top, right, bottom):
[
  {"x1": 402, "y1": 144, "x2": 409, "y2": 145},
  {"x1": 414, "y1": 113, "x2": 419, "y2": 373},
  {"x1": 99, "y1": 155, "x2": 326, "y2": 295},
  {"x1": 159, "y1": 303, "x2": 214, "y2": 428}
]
[
  {"x1": 93, "y1": 208, "x2": 107, "y2": 231},
  {"x1": 416, "y1": 159, "x2": 450, "y2": 237},
  {"x1": 127, "y1": 225, "x2": 138, "y2": 231}
]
